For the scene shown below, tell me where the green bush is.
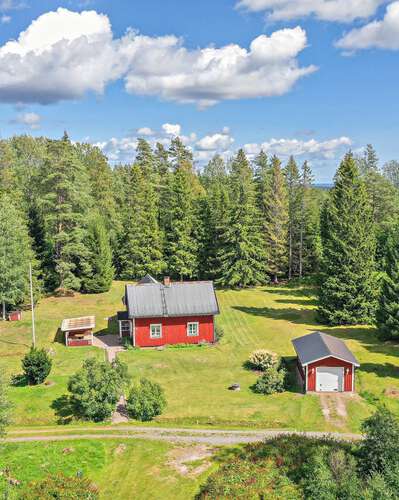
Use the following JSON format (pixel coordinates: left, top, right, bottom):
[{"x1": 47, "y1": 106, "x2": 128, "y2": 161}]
[
  {"x1": 252, "y1": 366, "x2": 286, "y2": 395},
  {"x1": 68, "y1": 358, "x2": 129, "y2": 422},
  {"x1": 20, "y1": 474, "x2": 99, "y2": 499},
  {"x1": 196, "y1": 457, "x2": 301, "y2": 499},
  {"x1": 248, "y1": 349, "x2": 279, "y2": 371},
  {"x1": 21, "y1": 347, "x2": 52, "y2": 385},
  {"x1": 126, "y1": 378, "x2": 166, "y2": 422},
  {"x1": 359, "y1": 407, "x2": 399, "y2": 476}
]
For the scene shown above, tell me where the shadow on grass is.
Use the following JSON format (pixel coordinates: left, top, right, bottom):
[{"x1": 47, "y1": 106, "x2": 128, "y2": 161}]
[
  {"x1": 263, "y1": 286, "x2": 316, "y2": 298},
  {"x1": 275, "y1": 298, "x2": 318, "y2": 306},
  {"x1": 358, "y1": 362, "x2": 399, "y2": 380},
  {"x1": 96, "y1": 315, "x2": 119, "y2": 337},
  {"x1": 53, "y1": 328, "x2": 64, "y2": 344},
  {"x1": 233, "y1": 305, "x2": 318, "y2": 326},
  {"x1": 51, "y1": 395, "x2": 75, "y2": 425}
]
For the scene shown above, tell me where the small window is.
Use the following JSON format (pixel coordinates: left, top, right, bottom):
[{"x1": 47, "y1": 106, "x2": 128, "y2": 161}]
[
  {"x1": 150, "y1": 323, "x2": 162, "y2": 339},
  {"x1": 187, "y1": 322, "x2": 199, "y2": 337}
]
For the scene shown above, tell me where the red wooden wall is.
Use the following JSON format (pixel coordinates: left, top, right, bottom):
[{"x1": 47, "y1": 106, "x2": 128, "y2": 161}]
[
  {"x1": 306, "y1": 356, "x2": 353, "y2": 392},
  {"x1": 134, "y1": 315, "x2": 215, "y2": 347}
]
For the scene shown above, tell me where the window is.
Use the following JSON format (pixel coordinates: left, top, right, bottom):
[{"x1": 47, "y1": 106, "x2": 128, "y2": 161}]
[
  {"x1": 187, "y1": 322, "x2": 199, "y2": 337},
  {"x1": 150, "y1": 323, "x2": 162, "y2": 339}
]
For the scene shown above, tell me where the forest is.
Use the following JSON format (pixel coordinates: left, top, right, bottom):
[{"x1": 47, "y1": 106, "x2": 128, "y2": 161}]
[{"x1": 1, "y1": 134, "x2": 399, "y2": 332}]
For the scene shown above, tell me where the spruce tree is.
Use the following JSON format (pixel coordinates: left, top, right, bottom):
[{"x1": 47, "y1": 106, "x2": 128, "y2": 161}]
[
  {"x1": 263, "y1": 155, "x2": 289, "y2": 283},
  {"x1": 118, "y1": 164, "x2": 164, "y2": 279},
  {"x1": 284, "y1": 156, "x2": 301, "y2": 279},
  {"x1": 376, "y1": 226, "x2": 399, "y2": 340},
  {"x1": 83, "y1": 213, "x2": 114, "y2": 293},
  {"x1": 299, "y1": 161, "x2": 322, "y2": 277},
  {"x1": 217, "y1": 149, "x2": 266, "y2": 287},
  {"x1": 318, "y1": 153, "x2": 376, "y2": 325},
  {"x1": 39, "y1": 135, "x2": 93, "y2": 291},
  {"x1": 0, "y1": 194, "x2": 38, "y2": 319},
  {"x1": 164, "y1": 160, "x2": 199, "y2": 279}
]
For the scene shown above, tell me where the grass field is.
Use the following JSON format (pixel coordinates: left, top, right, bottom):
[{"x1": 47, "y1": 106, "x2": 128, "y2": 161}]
[
  {"x1": 1, "y1": 281, "x2": 399, "y2": 431},
  {"x1": 0, "y1": 439, "x2": 213, "y2": 499}
]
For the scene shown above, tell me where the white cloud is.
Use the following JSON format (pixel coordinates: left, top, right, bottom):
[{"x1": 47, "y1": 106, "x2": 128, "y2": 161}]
[
  {"x1": 1, "y1": 14, "x2": 10, "y2": 22},
  {"x1": 137, "y1": 127, "x2": 155, "y2": 136},
  {"x1": 0, "y1": 0, "x2": 26, "y2": 11},
  {"x1": 0, "y1": 8, "x2": 316, "y2": 107},
  {"x1": 14, "y1": 111, "x2": 41, "y2": 129},
  {"x1": 162, "y1": 123, "x2": 181, "y2": 136},
  {"x1": 196, "y1": 131, "x2": 234, "y2": 151},
  {"x1": 244, "y1": 136, "x2": 352, "y2": 159},
  {"x1": 123, "y1": 26, "x2": 316, "y2": 108},
  {"x1": 237, "y1": 0, "x2": 386, "y2": 22},
  {"x1": 336, "y1": 1, "x2": 399, "y2": 50}
]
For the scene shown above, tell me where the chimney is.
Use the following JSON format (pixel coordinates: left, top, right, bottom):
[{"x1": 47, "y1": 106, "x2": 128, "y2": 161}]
[{"x1": 164, "y1": 276, "x2": 171, "y2": 287}]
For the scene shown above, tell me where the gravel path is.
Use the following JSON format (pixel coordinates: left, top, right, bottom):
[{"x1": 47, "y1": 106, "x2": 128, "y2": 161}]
[{"x1": 3, "y1": 427, "x2": 363, "y2": 446}]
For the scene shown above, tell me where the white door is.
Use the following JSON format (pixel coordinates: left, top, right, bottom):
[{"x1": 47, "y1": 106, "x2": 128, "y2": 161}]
[{"x1": 316, "y1": 367, "x2": 344, "y2": 392}]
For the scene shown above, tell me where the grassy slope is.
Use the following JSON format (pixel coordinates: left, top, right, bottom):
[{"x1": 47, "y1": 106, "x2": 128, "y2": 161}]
[
  {"x1": 0, "y1": 439, "x2": 209, "y2": 500},
  {"x1": 1, "y1": 281, "x2": 399, "y2": 431}
]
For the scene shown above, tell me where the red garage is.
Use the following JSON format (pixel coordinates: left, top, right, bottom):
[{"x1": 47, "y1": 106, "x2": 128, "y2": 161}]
[{"x1": 292, "y1": 332, "x2": 360, "y2": 393}]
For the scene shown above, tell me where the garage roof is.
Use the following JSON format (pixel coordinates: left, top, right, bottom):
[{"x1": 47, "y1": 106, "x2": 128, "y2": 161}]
[
  {"x1": 292, "y1": 332, "x2": 360, "y2": 367},
  {"x1": 125, "y1": 279, "x2": 219, "y2": 318}
]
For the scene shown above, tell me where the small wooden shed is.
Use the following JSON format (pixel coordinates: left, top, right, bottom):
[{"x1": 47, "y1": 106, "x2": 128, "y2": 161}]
[
  {"x1": 292, "y1": 332, "x2": 360, "y2": 393},
  {"x1": 61, "y1": 316, "x2": 95, "y2": 347}
]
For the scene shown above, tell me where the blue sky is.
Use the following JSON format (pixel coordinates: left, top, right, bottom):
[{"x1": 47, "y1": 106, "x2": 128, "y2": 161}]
[{"x1": 0, "y1": 0, "x2": 398, "y2": 181}]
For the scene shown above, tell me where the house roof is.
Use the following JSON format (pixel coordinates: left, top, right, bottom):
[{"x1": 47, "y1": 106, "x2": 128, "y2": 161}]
[
  {"x1": 61, "y1": 316, "x2": 95, "y2": 332},
  {"x1": 292, "y1": 332, "x2": 360, "y2": 367},
  {"x1": 138, "y1": 274, "x2": 159, "y2": 285},
  {"x1": 125, "y1": 280, "x2": 220, "y2": 318}
]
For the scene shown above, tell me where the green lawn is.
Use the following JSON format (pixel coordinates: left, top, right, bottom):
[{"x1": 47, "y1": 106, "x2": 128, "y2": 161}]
[
  {"x1": 0, "y1": 439, "x2": 212, "y2": 499},
  {"x1": 1, "y1": 281, "x2": 399, "y2": 431}
]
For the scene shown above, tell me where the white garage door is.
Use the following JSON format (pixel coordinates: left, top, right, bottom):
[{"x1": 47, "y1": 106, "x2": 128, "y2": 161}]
[{"x1": 316, "y1": 367, "x2": 344, "y2": 392}]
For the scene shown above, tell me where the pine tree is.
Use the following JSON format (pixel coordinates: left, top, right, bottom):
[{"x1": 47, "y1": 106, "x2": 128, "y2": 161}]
[
  {"x1": 376, "y1": 226, "x2": 399, "y2": 340},
  {"x1": 358, "y1": 144, "x2": 379, "y2": 176},
  {"x1": 118, "y1": 164, "x2": 164, "y2": 279},
  {"x1": 284, "y1": 156, "x2": 301, "y2": 279},
  {"x1": 169, "y1": 137, "x2": 193, "y2": 170},
  {"x1": 83, "y1": 213, "x2": 114, "y2": 293},
  {"x1": 217, "y1": 149, "x2": 266, "y2": 287},
  {"x1": 318, "y1": 153, "x2": 377, "y2": 325},
  {"x1": 0, "y1": 195, "x2": 38, "y2": 319},
  {"x1": 263, "y1": 155, "x2": 288, "y2": 283},
  {"x1": 39, "y1": 135, "x2": 93, "y2": 291},
  {"x1": 164, "y1": 160, "x2": 199, "y2": 279}
]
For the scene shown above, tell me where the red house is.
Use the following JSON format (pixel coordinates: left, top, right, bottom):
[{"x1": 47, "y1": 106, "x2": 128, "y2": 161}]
[
  {"x1": 117, "y1": 275, "x2": 219, "y2": 347},
  {"x1": 292, "y1": 332, "x2": 360, "y2": 393}
]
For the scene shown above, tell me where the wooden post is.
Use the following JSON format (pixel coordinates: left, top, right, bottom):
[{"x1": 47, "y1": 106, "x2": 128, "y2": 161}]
[
  {"x1": 29, "y1": 263, "x2": 36, "y2": 348},
  {"x1": 2, "y1": 300, "x2": 5, "y2": 321}
]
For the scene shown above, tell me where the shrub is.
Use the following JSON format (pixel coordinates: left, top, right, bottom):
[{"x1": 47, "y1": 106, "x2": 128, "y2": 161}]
[
  {"x1": 196, "y1": 457, "x2": 301, "y2": 499},
  {"x1": 68, "y1": 358, "x2": 129, "y2": 422},
  {"x1": 359, "y1": 407, "x2": 399, "y2": 476},
  {"x1": 22, "y1": 347, "x2": 52, "y2": 385},
  {"x1": 253, "y1": 366, "x2": 286, "y2": 395},
  {"x1": 20, "y1": 474, "x2": 99, "y2": 499},
  {"x1": 126, "y1": 378, "x2": 166, "y2": 422},
  {"x1": 248, "y1": 349, "x2": 279, "y2": 371}
]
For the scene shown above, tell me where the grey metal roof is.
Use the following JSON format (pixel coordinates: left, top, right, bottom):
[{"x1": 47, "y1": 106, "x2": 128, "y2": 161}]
[
  {"x1": 125, "y1": 281, "x2": 219, "y2": 318},
  {"x1": 137, "y1": 274, "x2": 159, "y2": 285},
  {"x1": 292, "y1": 332, "x2": 360, "y2": 367}
]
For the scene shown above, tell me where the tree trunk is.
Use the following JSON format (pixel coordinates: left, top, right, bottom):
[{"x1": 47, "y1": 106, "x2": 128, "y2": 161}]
[
  {"x1": 2, "y1": 301, "x2": 5, "y2": 321},
  {"x1": 288, "y1": 223, "x2": 292, "y2": 280}
]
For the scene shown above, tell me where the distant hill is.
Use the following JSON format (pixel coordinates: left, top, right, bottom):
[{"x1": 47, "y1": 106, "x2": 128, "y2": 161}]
[{"x1": 314, "y1": 183, "x2": 333, "y2": 190}]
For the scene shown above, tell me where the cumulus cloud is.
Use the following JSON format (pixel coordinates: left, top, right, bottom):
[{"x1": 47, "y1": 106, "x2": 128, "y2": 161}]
[
  {"x1": 244, "y1": 136, "x2": 352, "y2": 159},
  {"x1": 137, "y1": 127, "x2": 155, "y2": 136},
  {"x1": 336, "y1": 1, "x2": 399, "y2": 50},
  {"x1": 0, "y1": 8, "x2": 316, "y2": 106},
  {"x1": 196, "y1": 130, "x2": 234, "y2": 151},
  {"x1": 13, "y1": 111, "x2": 41, "y2": 129},
  {"x1": 237, "y1": 0, "x2": 386, "y2": 22},
  {"x1": 162, "y1": 123, "x2": 181, "y2": 136}
]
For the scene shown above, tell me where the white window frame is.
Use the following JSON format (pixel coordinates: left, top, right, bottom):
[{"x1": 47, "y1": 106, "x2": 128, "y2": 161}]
[
  {"x1": 187, "y1": 321, "x2": 199, "y2": 337},
  {"x1": 150, "y1": 323, "x2": 162, "y2": 339}
]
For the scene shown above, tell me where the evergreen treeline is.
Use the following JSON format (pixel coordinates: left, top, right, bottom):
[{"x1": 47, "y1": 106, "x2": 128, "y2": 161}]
[{"x1": 1, "y1": 135, "x2": 399, "y2": 335}]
